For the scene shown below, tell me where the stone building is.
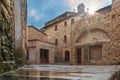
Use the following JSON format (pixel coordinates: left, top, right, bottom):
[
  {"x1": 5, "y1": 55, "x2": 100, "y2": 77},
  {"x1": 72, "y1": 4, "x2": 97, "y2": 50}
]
[
  {"x1": 70, "y1": 0, "x2": 120, "y2": 65},
  {"x1": 41, "y1": 11, "x2": 82, "y2": 63},
  {"x1": 28, "y1": 0, "x2": 120, "y2": 65},
  {"x1": 29, "y1": 0, "x2": 120, "y2": 64},
  {"x1": 28, "y1": 26, "x2": 55, "y2": 64}
]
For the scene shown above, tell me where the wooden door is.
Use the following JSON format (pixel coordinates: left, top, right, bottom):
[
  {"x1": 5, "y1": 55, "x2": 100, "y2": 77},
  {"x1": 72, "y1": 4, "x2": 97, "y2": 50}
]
[
  {"x1": 76, "y1": 48, "x2": 82, "y2": 64},
  {"x1": 40, "y1": 49, "x2": 49, "y2": 64},
  {"x1": 89, "y1": 45, "x2": 102, "y2": 60},
  {"x1": 65, "y1": 51, "x2": 70, "y2": 62}
]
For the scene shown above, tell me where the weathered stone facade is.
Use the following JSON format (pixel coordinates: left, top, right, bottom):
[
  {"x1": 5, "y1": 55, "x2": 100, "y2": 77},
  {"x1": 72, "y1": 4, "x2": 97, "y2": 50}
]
[
  {"x1": 40, "y1": 0, "x2": 120, "y2": 65},
  {"x1": 28, "y1": 26, "x2": 47, "y2": 41},
  {"x1": 28, "y1": 26, "x2": 55, "y2": 64},
  {"x1": 70, "y1": 0, "x2": 120, "y2": 65},
  {"x1": 14, "y1": 0, "x2": 27, "y2": 56},
  {"x1": 0, "y1": 0, "x2": 15, "y2": 72},
  {"x1": 14, "y1": 0, "x2": 27, "y2": 68},
  {"x1": 42, "y1": 12, "x2": 81, "y2": 63},
  {"x1": 0, "y1": 0, "x2": 27, "y2": 72}
]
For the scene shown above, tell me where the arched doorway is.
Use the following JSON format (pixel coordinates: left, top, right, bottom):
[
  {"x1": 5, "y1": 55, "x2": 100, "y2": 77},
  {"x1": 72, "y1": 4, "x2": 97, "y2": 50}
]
[
  {"x1": 75, "y1": 29, "x2": 111, "y2": 64},
  {"x1": 64, "y1": 51, "x2": 70, "y2": 62}
]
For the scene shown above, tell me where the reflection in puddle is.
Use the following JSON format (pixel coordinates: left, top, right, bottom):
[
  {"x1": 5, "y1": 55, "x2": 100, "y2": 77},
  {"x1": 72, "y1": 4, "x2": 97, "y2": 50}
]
[
  {"x1": 0, "y1": 65, "x2": 117, "y2": 80},
  {"x1": 0, "y1": 70, "x2": 82, "y2": 80},
  {"x1": 1, "y1": 75, "x2": 72, "y2": 80}
]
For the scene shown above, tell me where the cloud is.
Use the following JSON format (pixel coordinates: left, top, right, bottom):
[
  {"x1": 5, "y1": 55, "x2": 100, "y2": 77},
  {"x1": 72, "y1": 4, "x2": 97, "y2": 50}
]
[
  {"x1": 28, "y1": 9, "x2": 42, "y2": 21},
  {"x1": 65, "y1": 0, "x2": 112, "y2": 11},
  {"x1": 64, "y1": 0, "x2": 84, "y2": 11}
]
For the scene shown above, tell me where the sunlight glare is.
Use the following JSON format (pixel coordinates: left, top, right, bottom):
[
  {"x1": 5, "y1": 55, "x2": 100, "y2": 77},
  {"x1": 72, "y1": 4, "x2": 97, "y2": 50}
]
[
  {"x1": 88, "y1": 9, "x2": 95, "y2": 14},
  {"x1": 85, "y1": 7, "x2": 96, "y2": 15}
]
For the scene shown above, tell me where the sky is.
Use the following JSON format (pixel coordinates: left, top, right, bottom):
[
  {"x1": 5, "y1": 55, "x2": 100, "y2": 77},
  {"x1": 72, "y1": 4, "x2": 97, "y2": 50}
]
[{"x1": 27, "y1": 0, "x2": 112, "y2": 29}]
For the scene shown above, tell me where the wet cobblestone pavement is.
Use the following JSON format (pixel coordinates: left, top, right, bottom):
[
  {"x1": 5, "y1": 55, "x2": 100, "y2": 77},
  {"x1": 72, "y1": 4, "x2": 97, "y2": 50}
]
[{"x1": 0, "y1": 65, "x2": 120, "y2": 80}]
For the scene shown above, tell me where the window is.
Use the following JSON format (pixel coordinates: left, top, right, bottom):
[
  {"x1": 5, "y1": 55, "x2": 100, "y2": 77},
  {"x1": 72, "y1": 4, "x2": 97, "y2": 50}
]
[
  {"x1": 64, "y1": 22, "x2": 67, "y2": 26},
  {"x1": 64, "y1": 35, "x2": 67, "y2": 43},
  {"x1": 55, "y1": 39, "x2": 58, "y2": 45},
  {"x1": 71, "y1": 19, "x2": 74, "y2": 24},
  {"x1": 89, "y1": 45, "x2": 102, "y2": 60},
  {"x1": 55, "y1": 25, "x2": 57, "y2": 31},
  {"x1": 111, "y1": 14, "x2": 116, "y2": 19}
]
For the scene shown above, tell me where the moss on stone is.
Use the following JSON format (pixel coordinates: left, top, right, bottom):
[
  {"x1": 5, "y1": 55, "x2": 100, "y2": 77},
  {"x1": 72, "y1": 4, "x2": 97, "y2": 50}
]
[
  {"x1": 14, "y1": 48, "x2": 26, "y2": 67},
  {"x1": 0, "y1": 0, "x2": 16, "y2": 73}
]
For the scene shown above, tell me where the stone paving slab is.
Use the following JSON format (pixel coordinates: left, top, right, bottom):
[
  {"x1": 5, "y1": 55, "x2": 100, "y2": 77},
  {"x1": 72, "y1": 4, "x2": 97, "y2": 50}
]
[
  {"x1": 21, "y1": 65, "x2": 120, "y2": 80},
  {"x1": 0, "y1": 65, "x2": 120, "y2": 80}
]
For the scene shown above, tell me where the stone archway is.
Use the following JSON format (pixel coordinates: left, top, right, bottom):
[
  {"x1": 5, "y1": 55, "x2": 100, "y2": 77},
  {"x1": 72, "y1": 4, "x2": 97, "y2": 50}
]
[
  {"x1": 75, "y1": 29, "x2": 111, "y2": 45},
  {"x1": 75, "y1": 29, "x2": 111, "y2": 64}
]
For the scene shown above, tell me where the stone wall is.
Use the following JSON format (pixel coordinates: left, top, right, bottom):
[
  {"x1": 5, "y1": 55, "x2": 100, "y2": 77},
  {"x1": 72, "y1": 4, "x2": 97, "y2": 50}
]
[
  {"x1": 0, "y1": 0, "x2": 27, "y2": 72},
  {"x1": 21, "y1": 0, "x2": 28, "y2": 55},
  {"x1": 28, "y1": 26, "x2": 47, "y2": 41},
  {"x1": 28, "y1": 40, "x2": 55, "y2": 64},
  {"x1": 0, "y1": 0, "x2": 15, "y2": 72}
]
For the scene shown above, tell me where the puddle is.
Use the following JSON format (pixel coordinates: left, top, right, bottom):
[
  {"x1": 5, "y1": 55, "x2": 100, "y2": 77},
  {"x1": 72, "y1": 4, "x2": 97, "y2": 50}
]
[
  {"x1": 1, "y1": 75, "x2": 73, "y2": 80},
  {"x1": 0, "y1": 69, "x2": 82, "y2": 80},
  {"x1": 1, "y1": 65, "x2": 118, "y2": 80}
]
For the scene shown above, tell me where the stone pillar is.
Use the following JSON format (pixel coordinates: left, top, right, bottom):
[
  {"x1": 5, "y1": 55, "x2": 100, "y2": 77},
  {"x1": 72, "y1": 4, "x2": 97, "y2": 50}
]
[
  {"x1": 70, "y1": 47, "x2": 77, "y2": 65},
  {"x1": 83, "y1": 46, "x2": 89, "y2": 64},
  {"x1": 14, "y1": 0, "x2": 27, "y2": 60}
]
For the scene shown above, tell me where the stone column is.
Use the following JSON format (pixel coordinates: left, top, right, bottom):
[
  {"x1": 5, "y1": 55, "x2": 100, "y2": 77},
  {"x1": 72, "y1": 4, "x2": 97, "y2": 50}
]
[{"x1": 70, "y1": 47, "x2": 77, "y2": 65}]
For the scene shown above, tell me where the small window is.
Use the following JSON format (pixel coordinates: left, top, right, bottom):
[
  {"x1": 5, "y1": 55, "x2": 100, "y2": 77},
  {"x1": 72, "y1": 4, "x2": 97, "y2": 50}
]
[
  {"x1": 64, "y1": 35, "x2": 67, "y2": 43},
  {"x1": 55, "y1": 39, "x2": 58, "y2": 45},
  {"x1": 71, "y1": 19, "x2": 74, "y2": 24},
  {"x1": 64, "y1": 22, "x2": 67, "y2": 26},
  {"x1": 111, "y1": 14, "x2": 116, "y2": 19},
  {"x1": 55, "y1": 25, "x2": 57, "y2": 31}
]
